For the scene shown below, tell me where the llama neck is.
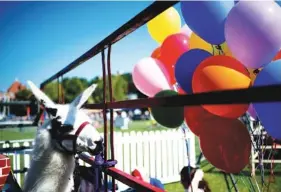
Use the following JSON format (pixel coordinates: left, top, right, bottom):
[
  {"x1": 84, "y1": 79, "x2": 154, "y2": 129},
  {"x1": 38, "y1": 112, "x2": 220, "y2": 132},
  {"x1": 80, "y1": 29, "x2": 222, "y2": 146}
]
[{"x1": 23, "y1": 127, "x2": 75, "y2": 192}]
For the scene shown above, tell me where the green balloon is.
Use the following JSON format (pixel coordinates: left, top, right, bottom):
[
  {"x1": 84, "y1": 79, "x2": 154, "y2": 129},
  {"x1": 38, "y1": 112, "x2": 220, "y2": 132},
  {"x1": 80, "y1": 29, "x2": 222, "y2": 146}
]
[{"x1": 151, "y1": 90, "x2": 184, "y2": 128}]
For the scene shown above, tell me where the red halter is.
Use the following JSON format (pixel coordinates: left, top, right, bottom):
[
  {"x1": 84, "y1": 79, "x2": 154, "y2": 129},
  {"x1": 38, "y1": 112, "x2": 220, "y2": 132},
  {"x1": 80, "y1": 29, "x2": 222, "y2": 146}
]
[
  {"x1": 75, "y1": 121, "x2": 90, "y2": 136},
  {"x1": 55, "y1": 121, "x2": 91, "y2": 155}
]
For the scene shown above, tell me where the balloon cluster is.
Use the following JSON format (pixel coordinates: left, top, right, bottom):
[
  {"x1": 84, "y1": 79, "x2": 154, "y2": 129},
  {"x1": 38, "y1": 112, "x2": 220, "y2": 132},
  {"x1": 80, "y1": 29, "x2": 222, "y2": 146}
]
[{"x1": 132, "y1": 1, "x2": 281, "y2": 173}]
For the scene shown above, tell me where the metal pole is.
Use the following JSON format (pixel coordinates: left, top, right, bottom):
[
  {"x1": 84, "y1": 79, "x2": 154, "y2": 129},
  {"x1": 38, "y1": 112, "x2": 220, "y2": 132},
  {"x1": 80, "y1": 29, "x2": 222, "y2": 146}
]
[
  {"x1": 229, "y1": 174, "x2": 239, "y2": 192},
  {"x1": 223, "y1": 172, "x2": 231, "y2": 192}
]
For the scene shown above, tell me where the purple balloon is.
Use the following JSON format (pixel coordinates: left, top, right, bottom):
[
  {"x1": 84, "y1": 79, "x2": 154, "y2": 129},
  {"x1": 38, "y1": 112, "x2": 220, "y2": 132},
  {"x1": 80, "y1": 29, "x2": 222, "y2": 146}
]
[
  {"x1": 225, "y1": 1, "x2": 281, "y2": 69},
  {"x1": 247, "y1": 104, "x2": 257, "y2": 120}
]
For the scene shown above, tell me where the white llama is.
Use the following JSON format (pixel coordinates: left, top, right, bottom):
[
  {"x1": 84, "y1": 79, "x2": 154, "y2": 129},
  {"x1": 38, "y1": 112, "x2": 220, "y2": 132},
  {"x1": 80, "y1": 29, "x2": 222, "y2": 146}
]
[{"x1": 23, "y1": 81, "x2": 103, "y2": 192}]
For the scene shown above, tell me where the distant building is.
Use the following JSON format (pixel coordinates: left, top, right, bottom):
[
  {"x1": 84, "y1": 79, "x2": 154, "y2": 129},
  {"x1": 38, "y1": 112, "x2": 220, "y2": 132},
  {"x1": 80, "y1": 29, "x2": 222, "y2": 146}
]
[
  {"x1": 0, "y1": 91, "x2": 4, "y2": 101},
  {"x1": 6, "y1": 79, "x2": 26, "y2": 100}
]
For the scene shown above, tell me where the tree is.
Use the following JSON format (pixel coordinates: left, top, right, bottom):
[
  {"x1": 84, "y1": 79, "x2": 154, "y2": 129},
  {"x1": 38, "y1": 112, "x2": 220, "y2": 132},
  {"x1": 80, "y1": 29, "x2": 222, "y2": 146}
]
[
  {"x1": 12, "y1": 89, "x2": 37, "y2": 116},
  {"x1": 43, "y1": 81, "x2": 62, "y2": 103},
  {"x1": 89, "y1": 76, "x2": 100, "y2": 85},
  {"x1": 40, "y1": 75, "x2": 130, "y2": 105},
  {"x1": 121, "y1": 73, "x2": 146, "y2": 99},
  {"x1": 90, "y1": 75, "x2": 128, "y2": 103},
  {"x1": 15, "y1": 89, "x2": 33, "y2": 100},
  {"x1": 62, "y1": 77, "x2": 89, "y2": 103},
  {"x1": 113, "y1": 75, "x2": 128, "y2": 101}
]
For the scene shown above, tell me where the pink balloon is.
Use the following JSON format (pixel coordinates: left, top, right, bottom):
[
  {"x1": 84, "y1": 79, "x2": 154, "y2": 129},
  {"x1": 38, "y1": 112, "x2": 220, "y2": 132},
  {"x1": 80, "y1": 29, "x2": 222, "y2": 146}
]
[
  {"x1": 132, "y1": 57, "x2": 172, "y2": 97},
  {"x1": 247, "y1": 104, "x2": 257, "y2": 120},
  {"x1": 180, "y1": 24, "x2": 192, "y2": 37}
]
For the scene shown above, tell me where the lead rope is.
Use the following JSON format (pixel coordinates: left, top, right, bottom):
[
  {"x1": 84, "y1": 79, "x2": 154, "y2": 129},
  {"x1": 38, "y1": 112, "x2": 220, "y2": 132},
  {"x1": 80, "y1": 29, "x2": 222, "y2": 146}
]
[
  {"x1": 106, "y1": 44, "x2": 116, "y2": 192},
  {"x1": 101, "y1": 49, "x2": 109, "y2": 192}
]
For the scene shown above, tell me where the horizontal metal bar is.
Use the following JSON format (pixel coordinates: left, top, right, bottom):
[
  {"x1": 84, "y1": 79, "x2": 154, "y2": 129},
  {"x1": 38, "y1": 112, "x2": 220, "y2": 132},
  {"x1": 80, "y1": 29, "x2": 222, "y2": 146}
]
[
  {"x1": 79, "y1": 153, "x2": 165, "y2": 192},
  {"x1": 83, "y1": 85, "x2": 281, "y2": 109},
  {"x1": 252, "y1": 160, "x2": 281, "y2": 163},
  {"x1": 106, "y1": 167, "x2": 165, "y2": 192},
  {"x1": 79, "y1": 152, "x2": 95, "y2": 164},
  {"x1": 0, "y1": 139, "x2": 34, "y2": 144},
  {"x1": 0, "y1": 101, "x2": 31, "y2": 106},
  {"x1": 40, "y1": 1, "x2": 179, "y2": 88},
  {"x1": 0, "y1": 147, "x2": 33, "y2": 153}
]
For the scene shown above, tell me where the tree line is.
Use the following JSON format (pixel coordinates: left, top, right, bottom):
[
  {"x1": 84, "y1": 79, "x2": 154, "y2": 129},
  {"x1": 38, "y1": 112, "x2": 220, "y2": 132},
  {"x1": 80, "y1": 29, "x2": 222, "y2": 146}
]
[{"x1": 10, "y1": 73, "x2": 146, "y2": 116}]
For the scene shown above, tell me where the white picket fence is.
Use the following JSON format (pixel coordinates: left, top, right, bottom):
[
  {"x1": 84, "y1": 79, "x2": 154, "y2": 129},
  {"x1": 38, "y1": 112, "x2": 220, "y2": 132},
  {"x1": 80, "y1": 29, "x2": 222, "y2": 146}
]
[{"x1": 0, "y1": 129, "x2": 196, "y2": 187}]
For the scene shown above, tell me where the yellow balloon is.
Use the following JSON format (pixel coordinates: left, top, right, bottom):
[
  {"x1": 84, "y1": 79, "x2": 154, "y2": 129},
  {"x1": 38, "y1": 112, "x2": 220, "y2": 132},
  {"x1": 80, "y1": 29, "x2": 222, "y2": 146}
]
[
  {"x1": 147, "y1": 7, "x2": 181, "y2": 44},
  {"x1": 189, "y1": 33, "x2": 213, "y2": 54},
  {"x1": 189, "y1": 32, "x2": 232, "y2": 56}
]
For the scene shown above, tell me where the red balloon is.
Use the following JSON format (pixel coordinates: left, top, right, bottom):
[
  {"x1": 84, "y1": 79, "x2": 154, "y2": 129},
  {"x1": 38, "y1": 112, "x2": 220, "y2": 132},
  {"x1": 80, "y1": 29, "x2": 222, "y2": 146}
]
[
  {"x1": 199, "y1": 118, "x2": 251, "y2": 174},
  {"x1": 192, "y1": 56, "x2": 251, "y2": 118},
  {"x1": 273, "y1": 50, "x2": 281, "y2": 61},
  {"x1": 159, "y1": 33, "x2": 189, "y2": 85},
  {"x1": 151, "y1": 47, "x2": 161, "y2": 59},
  {"x1": 184, "y1": 106, "x2": 221, "y2": 137}
]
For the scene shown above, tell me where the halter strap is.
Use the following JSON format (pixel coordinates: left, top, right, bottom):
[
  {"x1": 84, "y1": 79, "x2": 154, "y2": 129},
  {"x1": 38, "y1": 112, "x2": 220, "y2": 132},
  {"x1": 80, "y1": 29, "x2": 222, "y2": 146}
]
[
  {"x1": 75, "y1": 121, "x2": 90, "y2": 136},
  {"x1": 55, "y1": 121, "x2": 90, "y2": 155}
]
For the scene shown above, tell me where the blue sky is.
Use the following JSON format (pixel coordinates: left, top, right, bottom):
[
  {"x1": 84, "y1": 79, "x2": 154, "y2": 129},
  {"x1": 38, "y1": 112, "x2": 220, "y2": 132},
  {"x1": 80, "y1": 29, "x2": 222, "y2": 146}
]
[{"x1": 0, "y1": 1, "x2": 184, "y2": 91}]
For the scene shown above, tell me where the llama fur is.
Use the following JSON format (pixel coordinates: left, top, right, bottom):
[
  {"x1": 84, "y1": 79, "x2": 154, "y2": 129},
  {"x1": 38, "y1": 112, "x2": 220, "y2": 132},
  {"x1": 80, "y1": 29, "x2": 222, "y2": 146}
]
[
  {"x1": 23, "y1": 120, "x2": 75, "y2": 192},
  {"x1": 23, "y1": 81, "x2": 101, "y2": 192}
]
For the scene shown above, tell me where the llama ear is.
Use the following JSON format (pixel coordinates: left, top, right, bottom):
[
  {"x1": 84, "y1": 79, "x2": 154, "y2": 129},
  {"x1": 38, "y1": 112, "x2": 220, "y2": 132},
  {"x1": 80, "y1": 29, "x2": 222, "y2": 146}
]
[
  {"x1": 70, "y1": 83, "x2": 97, "y2": 109},
  {"x1": 27, "y1": 80, "x2": 56, "y2": 109}
]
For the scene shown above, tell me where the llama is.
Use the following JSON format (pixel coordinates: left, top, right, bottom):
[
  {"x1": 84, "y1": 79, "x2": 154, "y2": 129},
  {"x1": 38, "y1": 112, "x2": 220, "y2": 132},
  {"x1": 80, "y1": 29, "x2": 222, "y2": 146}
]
[{"x1": 23, "y1": 81, "x2": 103, "y2": 192}]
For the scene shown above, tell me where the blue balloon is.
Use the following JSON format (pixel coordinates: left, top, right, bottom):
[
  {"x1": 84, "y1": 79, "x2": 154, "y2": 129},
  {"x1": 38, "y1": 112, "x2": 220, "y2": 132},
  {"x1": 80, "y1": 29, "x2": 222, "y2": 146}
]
[
  {"x1": 253, "y1": 60, "x2": 281, "y2": 139},
  {"x1": 276, "y1": 0, "x2": 281, "y2": 7},
  {"x1": 180, "y1": 1, "x2": 234, "y2": 45},
  {"x1": 175, "y1": 49, "x2": 212, "y2": 93}
]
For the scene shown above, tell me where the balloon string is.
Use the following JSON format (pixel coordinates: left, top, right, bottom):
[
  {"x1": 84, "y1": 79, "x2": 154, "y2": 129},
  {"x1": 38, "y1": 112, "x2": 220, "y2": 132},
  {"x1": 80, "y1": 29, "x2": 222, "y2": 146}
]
[
  {"x1": 270, "y1": 143, "x2": 276, "y2": 182},
  {"x1": 215, "y1": 44, "x2": 225, "y2": 55},
  {"x1": 253, "y1": 69, "x2": 260, "y2": 75},
  {"x1": 211, "y1": 45, "x2": 215, "y2": 55},
  {"x1": 211, "y1": 44, "x2": 225, "y2": 55}
]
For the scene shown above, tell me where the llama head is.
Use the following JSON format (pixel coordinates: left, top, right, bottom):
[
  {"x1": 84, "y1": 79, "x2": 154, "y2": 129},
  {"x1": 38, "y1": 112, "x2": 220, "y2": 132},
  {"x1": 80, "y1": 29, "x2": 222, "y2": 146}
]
[{"x1": 27, "y1": 80, "x2": 103, "y2": 155}]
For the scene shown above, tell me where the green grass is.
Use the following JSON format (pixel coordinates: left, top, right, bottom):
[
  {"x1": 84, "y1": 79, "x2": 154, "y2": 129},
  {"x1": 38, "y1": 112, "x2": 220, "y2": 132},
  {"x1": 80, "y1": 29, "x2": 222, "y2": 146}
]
[
  {"x1": 0, "y1": 120, "x2": 167, "y2": 141},
  {"x1": 0, "y1": 127, "x2": 36, "y2": 141},
  {"x1": 1, "y1": 121, "x2": 281, "y2": 191}
]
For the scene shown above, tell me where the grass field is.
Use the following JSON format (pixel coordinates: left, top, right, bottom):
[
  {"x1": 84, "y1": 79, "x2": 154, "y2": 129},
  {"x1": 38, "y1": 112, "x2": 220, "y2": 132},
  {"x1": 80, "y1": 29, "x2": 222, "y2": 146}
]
[{"x1": 1, "y1": 120, "x2": 281, "y2": 192}]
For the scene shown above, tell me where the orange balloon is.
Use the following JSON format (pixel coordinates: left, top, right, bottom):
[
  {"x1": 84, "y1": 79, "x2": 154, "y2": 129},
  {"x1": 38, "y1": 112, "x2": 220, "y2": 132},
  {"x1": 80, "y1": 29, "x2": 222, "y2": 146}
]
[
  {"x1": 151, "y1": 47, "x2": 161, "y2": 59},
  {"x1": 273, "y1": 49, "x2": 281, "y2": 61},
  {"x1": 192, "y1": 55, "x2": 251, "y2": 118},
  {"x1": 199, "y1": 118, "x2": 251, "y2": 173},
  {"x1": 184, "y1": 105, "x2": 222, "y2": 137}
]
